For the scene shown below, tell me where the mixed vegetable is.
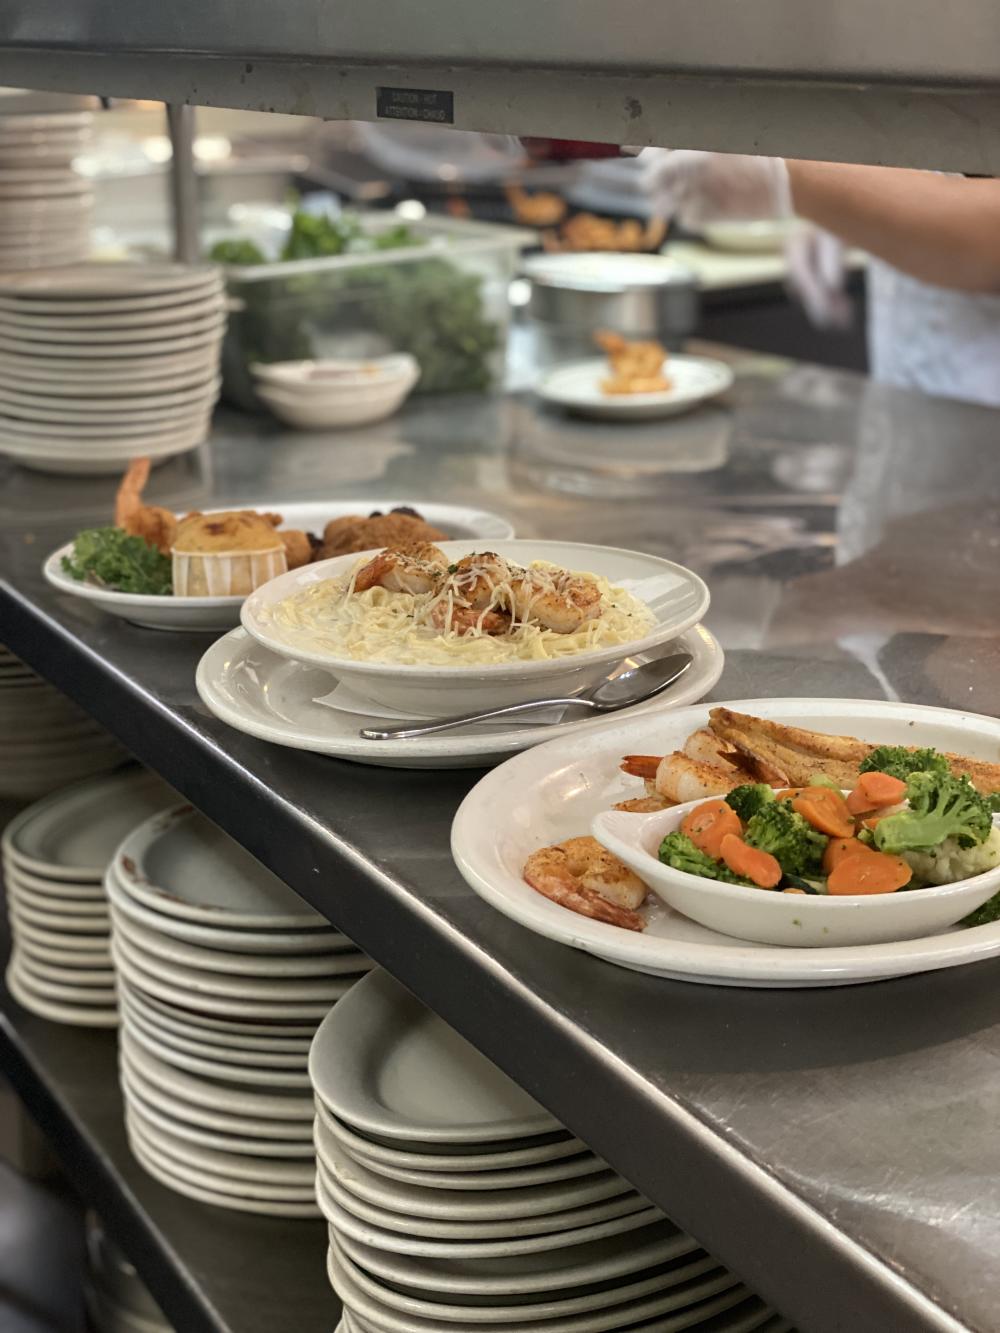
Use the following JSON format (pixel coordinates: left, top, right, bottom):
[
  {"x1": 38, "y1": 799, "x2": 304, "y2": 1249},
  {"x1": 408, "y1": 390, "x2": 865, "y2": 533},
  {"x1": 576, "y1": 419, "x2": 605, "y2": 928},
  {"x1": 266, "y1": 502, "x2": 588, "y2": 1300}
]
[
  {"x1": 210, "y1": 209, "x2": 501, "y2": 396},
  {"x1": 658, "y1": 745, "x2": 1000, "y2": 909}
]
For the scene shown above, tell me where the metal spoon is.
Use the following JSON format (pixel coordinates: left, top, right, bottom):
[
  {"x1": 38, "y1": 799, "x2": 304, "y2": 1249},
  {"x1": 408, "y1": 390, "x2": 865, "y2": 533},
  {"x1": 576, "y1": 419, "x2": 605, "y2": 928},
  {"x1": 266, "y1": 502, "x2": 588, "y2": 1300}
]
[{"x1": 359, "y1": 652, "x2": 693, "y2": 741}]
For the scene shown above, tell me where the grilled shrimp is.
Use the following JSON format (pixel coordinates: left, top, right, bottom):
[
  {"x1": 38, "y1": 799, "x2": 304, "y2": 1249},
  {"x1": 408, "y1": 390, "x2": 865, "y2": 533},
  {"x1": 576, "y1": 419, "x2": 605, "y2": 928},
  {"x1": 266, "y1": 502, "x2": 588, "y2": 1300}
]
[
  {"x1": 446, "y1": 553, "x2": 514, "y2": 609},
  {"x1": 523, "y1": 837, "x2": 647, "y2": 931},
  {"x1": 621, "y1": 752, "x2": 746, "y2": 804},
  {"x1": 353, "y1": 543, "x2": 448, "y2": 595},
  {"x1": 429, "y1": 601, "x2": 510, "y2": 636},
  {"x1": 114, "y1": 457, "x2": 178, "y2": 554}
]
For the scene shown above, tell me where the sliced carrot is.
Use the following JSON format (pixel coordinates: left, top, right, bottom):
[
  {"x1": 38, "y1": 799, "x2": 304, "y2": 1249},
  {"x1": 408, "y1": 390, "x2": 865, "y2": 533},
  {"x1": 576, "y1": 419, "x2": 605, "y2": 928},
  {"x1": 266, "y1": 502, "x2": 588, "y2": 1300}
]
[
  {"x1": 846, "y1": 788, "x2": 875, "y2": 817},
  {"x1": 681, "y1": 799, "x2": 742, "y2": 860},
  {"x1": 792, "y1": 787, "x2": 855, "y2": 839},
  {"x1": 775, "y1": 788, "x2": 805, "y2": 801},
  {"x1": 827, "y1": 851, "x2": 912, "y2": 896},
  {"x1": 719, "y1": 833, "x2": 782, "y2": 889},
  {"x1": 853, "y1": 771, "x2": 908, "y2": 809},
  {"x1": 862, "y1": 812, "x2": 893, "y2": 831},
  {"x1": 823, "y1": 836, "x2": 869, "y2": 874}
]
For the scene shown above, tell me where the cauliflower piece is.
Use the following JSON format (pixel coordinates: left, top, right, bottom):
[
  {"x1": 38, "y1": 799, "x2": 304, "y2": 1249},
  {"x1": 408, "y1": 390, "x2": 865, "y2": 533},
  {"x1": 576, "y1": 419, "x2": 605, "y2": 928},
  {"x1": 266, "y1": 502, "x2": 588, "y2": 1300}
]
[{"x1": 903, "y1": 824, "x2": 1000, "y2": 886}]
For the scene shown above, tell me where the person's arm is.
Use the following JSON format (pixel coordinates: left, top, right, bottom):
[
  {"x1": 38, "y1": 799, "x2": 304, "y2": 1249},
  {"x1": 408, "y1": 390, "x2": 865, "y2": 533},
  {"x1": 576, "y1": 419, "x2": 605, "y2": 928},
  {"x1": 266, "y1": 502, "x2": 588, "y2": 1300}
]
[{"x1": 787, "y1": 161, "x2": 1000, "y2": 293}]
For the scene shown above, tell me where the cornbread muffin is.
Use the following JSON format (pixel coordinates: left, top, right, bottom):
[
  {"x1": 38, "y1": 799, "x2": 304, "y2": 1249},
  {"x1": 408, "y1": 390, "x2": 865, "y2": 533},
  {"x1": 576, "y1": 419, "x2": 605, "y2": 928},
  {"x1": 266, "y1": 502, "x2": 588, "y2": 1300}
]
[{"x1": 171, "y1": 510, "x2": 287, "y2": 596}]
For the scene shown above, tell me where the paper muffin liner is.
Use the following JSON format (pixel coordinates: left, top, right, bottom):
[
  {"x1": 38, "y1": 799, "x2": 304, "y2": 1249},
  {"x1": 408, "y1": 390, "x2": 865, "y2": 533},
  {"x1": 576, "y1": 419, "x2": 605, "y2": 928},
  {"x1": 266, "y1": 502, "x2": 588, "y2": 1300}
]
[{"x1": 171, "y1": 545, "x2": 287, "y2": 597}]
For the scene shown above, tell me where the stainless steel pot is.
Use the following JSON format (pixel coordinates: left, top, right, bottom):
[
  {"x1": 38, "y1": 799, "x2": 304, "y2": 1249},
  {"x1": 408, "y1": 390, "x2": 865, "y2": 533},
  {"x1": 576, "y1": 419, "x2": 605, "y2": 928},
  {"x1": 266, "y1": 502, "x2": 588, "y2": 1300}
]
[{"x1": 523, "y1": 252, "x2": 699, "y2": 365}]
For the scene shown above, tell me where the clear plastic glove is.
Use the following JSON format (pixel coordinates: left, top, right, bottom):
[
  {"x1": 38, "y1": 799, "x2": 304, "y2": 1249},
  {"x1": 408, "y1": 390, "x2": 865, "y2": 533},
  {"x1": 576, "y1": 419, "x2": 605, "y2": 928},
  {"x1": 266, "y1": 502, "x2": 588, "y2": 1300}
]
[
  {"x1": 785, "y1": 226, "x2": 853, "y2": 330},
  {"x1": 638, "y1": 149, "x2": 792, "y2": 227}
]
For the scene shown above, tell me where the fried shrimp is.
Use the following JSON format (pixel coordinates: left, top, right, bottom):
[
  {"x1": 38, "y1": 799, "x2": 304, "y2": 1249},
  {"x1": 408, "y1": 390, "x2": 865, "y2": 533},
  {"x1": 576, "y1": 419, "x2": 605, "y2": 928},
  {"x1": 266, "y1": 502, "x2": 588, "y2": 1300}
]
[
  {"x1": 621, "y1": 752, "x2": 746, "y2": 805},
  {"x1": 114, "y1": 457, "x2": 178, "y2": 554},
  {"x1": 353, "y1": 543, "x2": 448, "y2": 595},
  {"x1": 523, "y1": 837, "x2": 647, "y2": 931}
]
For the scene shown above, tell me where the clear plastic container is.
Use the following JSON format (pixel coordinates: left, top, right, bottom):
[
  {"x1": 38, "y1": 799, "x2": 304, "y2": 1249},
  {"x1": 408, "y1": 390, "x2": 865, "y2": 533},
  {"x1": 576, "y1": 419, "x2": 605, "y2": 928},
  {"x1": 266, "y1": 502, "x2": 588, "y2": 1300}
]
[{"x1": 218, "y1": 212, "x2": 533, "y2": 409}]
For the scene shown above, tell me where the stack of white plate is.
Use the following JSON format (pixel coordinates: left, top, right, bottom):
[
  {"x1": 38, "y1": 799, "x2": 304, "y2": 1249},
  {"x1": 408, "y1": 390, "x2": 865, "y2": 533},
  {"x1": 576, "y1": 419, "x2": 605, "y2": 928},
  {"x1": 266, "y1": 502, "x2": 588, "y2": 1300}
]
[
  {"x1": 0, "y1": 108, "x2": 92, "y2": 269},
  {"x1": 2, "y1": 769, "x2": 176, "y2": 1026},
  {"x1": 0, "y1": 645, "x2": 127, "y2": 799},
  {"x1": 107, "y1": 804, "x2": 373, "y2": 1217},
  {"x1": 311, "y1": 971, "x2": 791, "y2": 1333},
  {"x1": 0, "y1": 263, "x2": 226, "y2": 475}
]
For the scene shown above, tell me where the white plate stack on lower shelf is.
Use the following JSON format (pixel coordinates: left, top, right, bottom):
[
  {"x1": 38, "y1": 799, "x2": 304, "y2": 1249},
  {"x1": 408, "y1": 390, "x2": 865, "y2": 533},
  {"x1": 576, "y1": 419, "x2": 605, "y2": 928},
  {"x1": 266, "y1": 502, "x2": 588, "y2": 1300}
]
[
  {"x1": 310, "y1": 971, "x2": 792, "y2": 1333},
  {"x1": 0, "y1": 262, "x2": 226, "y2": 475},
  {"x1": 0, "y1": 645, "x2": 128, "y2": 799},
  {"x1": 0, "y1": 101, "x2": 93, "y2": 270},
  {"x1": 107, "y1": 804, "x2": 373, "y2": 1217},
  {"x1": 2, "y1": 769, "x2": 177, "y2": 1027}
]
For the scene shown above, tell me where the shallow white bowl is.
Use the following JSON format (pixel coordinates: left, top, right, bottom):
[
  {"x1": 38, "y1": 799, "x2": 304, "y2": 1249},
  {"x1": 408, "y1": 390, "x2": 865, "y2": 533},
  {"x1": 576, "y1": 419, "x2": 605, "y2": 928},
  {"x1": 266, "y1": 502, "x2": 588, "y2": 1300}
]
[
  {"x1": 253, "y1": 354, "x2": 420, "y2": 429},
  {"x1": 241, "y1": 539, "x2": 710, "y2": 716},
  {"x1": 592, "y1": 800, "x2": 1000, "y2": 948}
]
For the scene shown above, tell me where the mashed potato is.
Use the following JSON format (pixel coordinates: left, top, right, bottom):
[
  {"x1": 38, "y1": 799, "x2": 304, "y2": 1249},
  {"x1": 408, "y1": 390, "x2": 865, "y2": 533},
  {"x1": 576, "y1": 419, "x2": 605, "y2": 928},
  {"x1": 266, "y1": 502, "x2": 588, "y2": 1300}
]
[{"x1": 903, "y1": 825, "x2": 1000, "y2": 886}]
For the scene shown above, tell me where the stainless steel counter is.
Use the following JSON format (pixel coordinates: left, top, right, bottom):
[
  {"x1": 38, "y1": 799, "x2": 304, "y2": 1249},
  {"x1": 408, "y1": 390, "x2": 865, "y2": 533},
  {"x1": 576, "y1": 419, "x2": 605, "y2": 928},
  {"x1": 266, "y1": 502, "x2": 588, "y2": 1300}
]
[{"x1": 3, "y1": 349, "x2": 1000, "y2": 1333}]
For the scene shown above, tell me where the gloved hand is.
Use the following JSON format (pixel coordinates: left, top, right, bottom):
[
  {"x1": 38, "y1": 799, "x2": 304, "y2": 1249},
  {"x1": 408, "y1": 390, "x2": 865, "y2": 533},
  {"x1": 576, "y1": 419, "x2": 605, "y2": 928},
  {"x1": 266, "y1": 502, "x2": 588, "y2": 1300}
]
[
  {"x1": 637, "y1": 149, "x2": 792, "y2": 227},
  {"x1": 785, "y1": 226, "x2": 853, "y2": 330}
]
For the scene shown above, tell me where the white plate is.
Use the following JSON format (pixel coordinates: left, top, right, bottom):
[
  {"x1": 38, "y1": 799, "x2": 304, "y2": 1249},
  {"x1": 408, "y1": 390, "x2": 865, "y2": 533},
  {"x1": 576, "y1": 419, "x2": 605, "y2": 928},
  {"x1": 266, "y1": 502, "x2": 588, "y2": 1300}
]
[
  {"x1": 0, "y1": 407, "x2": 212, "y2": 439},
  {"x1": 122, "y1": 1083, "x2": 315, "y2": 1158},
  {"x1": 311, "y1": 970, "x2": 559, "y2": 1148},
  {"x1": 0, "y1": 287, "x2": 222, "y2": 317},
  {"x1": 120, "y1": 1049, "x2": 313, "y2": 1139},
  {"x1": 315, "y1": 1118, "x2": 633, "y2": 1223},
  {"x1": 113, "y1": 943, "x2": 337, "y2": 1022},
  {"x1": 127, "y1": 1121, "x2": 317, "y2": 1204},
  {"x1": 0, "y1": 347, "x2": 220, "y2": 381},
  {"x1": 115, "y1": 805, "x2": 325, "y2": 929},
  {"x1": 196, "y1": 624, "x2": 723, "y2": 769},
  {"x1": 0, "y1": 311, "x2": 225, "y2": 346},
  {"x1": 452, "y1": 698, "x2": 1000, "y2": 987},
  {"x1": 241, "y1": 540, "x2": 710, "y2": 717},
  {"x1": 44, "y1": 499, "x2": 516, "y2": 632},
  {"x1": 122, "y1": 1108, "x2": 315, "y2": 1185},
  {"x1": 105, "y1": 864, "x2": 348, "y2": 954},
  {"x1": 127, "y1": 1138, "x2": 320, "y2": 1218},
  {"x1": 14, "y1": 935, "x2": 111, "y2": 969},
  {"x1": 109, "y1": 910, "x2": 365, "y2": 977},
  {"x1": 112, "y1": 928, "x2": 355, "y2": 1004},
  {"x1": 6, "y1": 964, "x2": 117, "y2": 1027},
  {"x1": 0, "y1": 328, "x2": 222, "y2": 358},
  {"x1": 0, "y1": 295, "x2": 224, "y2": 332},
  {"x1": 4, "y1": 862, "x2": 107, "y2": 899},
  {"x1": 328, "y1": 1239, "x2": 739, "y2": 1332},
  {"x1": 317, "y1": 1107, "x2": 598, "y2": 1189},
  {"x1": 320, "y1": 1167, "x2": 659, "y2": 1247},
  {"x1": 0, "y1": 389, "x2": 219, "y2": 427},
  {"x1": 0, "y1": 263, "x2": 220, "y2": 299},
  {"x1": 119, "y1": 1031, "x2": 313, "y2": 1121},
  {"x1": 333, "y1": 1219, "x2": 698, "y2": 1300},
  {"x1": 701, "y1": 220, "x2": 794, "y2": 253},
  {"x1": 0, "y1": 378, "x2": 220, "y2": 413},
  {"x1": 9, "y1": 914, "x2": 112, "y2": 958},
  {"x1": 13, "y1": 950, "x2": 115, "y2": 987},
  {"x1": 538, "y1": 357, "x2": 734, "y2": 421},
  {"x1": 2, "y1": 769, "x2": 175, "y2": 879},
  {"x1": 121, "y1": 1003, "x2": 311, "y2": 1089},
  {"x1": 119, "y1": 983, "x2": 312, "y2": 1061},
  {"x1": 327, "y1": 1243, "x2": 747, "y2": 1333},
  {"x1": 9, "y1": 955, "x2": 116, "y2": 1005}
]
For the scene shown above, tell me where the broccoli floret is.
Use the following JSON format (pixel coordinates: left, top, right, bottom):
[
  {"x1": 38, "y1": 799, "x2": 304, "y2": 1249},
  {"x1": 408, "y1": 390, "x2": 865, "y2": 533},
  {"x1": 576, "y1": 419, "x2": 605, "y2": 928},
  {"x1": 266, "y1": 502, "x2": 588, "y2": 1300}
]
[
  {"x1": 859, "y1": 745, "x2": 949, "y2": 783},
  {"x1": 743, "y1": 800, "x2": 828, "y2": 877},
  {"x1": 875, "y1": 771, "x2": 993, "y2": 854},
  {"x1": 658, "y1": 832, "x2": 750, "y2": 885},
  {"x1": 963, "y1": 889, "x2": 1000, "y2": 928},
  {"x1": 725, "y1": 784, "x2": 775, "y2": 822},
  {"x1": 988, "y1": 793, "x2": 1000, "y2": 815}
]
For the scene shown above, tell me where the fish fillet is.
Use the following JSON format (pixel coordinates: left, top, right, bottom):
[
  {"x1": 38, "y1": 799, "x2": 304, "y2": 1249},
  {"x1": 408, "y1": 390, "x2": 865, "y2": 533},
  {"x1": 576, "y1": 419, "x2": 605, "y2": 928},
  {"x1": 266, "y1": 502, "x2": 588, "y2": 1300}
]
[{"x1": 707, "y1": 708, "x2": 1000, "y2": 795}]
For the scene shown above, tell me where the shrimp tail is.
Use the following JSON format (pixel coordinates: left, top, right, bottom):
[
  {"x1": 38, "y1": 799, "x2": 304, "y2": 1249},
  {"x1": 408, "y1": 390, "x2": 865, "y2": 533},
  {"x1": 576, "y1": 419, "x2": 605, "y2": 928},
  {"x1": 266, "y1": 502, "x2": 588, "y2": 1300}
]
[
  {"x1": 524, "y1": 866, "x2": 646, "y2": 932},
  {"x1": 620, "y1": 755, "x2": 662, "y2": 779}
]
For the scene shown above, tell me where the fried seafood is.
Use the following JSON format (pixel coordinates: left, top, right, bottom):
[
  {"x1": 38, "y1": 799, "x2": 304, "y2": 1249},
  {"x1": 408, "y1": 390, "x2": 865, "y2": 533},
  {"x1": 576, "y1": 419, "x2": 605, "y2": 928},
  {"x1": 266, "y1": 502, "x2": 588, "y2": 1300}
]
[
  {"x1": 114, "y1": 457, "x2": 178, "y2": 555},
  {"x1": 319, "y1": 510, "x2": 449, "y2": 560},
  {"x1": 523, "y1": 836, "x2": 648, "y2": 931},
  {"x1": 596, "y1": 330, "x2": 671, "y2": 395}
]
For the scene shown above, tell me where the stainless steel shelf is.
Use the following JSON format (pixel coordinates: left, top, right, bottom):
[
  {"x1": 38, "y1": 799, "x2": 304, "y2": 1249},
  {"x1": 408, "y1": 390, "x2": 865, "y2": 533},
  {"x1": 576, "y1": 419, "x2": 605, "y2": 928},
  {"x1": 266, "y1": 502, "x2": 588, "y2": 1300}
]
[
  {"x1": 2, "y1": 366, "x2": 999, "y2": 1333},
  {"x1": 5, "y1": 2, "x2": 1000, "y2": 170}
]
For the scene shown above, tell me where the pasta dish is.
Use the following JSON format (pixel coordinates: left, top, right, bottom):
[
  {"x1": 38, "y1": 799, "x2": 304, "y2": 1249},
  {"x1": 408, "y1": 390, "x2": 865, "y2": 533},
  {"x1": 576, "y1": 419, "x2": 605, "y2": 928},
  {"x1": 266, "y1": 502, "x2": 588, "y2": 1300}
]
[{"x1": 263, "y1": 545, "x2": 656, "y2": 667}]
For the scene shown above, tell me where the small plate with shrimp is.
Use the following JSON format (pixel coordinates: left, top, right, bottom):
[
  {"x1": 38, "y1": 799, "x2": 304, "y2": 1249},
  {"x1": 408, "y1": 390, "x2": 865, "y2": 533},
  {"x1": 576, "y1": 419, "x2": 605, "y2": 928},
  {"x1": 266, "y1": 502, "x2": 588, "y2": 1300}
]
[
  {"x1": 451, "y1": 698, "x2": 1000, "y2": 986},
  {"x1": 43, "y1": 458, "x2": 515, "y2": 632},
  {"x1": 240, "y1": 541, "x2": 709, "y2": 717}
]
